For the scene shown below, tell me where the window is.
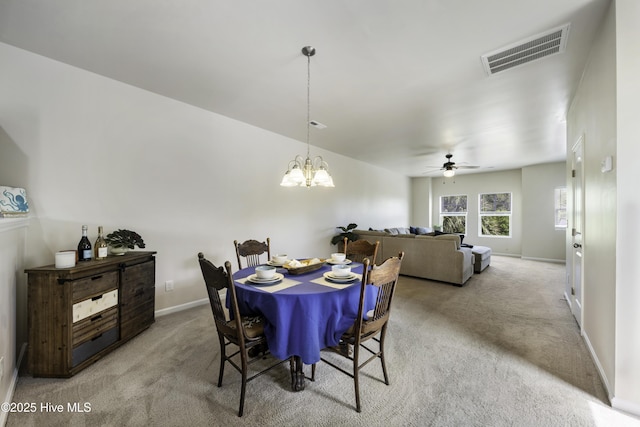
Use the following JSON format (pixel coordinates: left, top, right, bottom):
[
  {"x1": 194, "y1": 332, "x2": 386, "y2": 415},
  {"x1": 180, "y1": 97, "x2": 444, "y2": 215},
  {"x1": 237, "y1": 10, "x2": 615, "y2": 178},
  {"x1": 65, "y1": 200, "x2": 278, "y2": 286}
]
[
  {"x1": 555, "y1": 187, "x2": 567, "y2": 229},
  {"x1": 479, "y1": 192, "x2": 511, "y2": 237},
  {"x1": 440, "y1": 195, "x2": 467, "y2": 234}
]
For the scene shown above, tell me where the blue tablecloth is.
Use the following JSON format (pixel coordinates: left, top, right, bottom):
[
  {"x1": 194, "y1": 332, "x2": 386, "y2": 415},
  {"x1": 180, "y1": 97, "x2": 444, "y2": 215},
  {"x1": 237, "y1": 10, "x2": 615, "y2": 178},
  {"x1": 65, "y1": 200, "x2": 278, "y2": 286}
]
[{"x1": 232, "y1": 262, "x2": 367, "y2": 364}]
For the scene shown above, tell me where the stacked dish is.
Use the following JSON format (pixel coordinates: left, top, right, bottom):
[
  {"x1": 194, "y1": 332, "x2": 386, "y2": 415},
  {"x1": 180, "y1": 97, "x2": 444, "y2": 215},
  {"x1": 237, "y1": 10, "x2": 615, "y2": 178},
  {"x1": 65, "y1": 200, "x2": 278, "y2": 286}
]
[
  {"x1": 246, "y1": 272, "x2": 284, "y2": 285},
  {"x1": 323, "y1": 271, "x2": 358, "y2": 283}
]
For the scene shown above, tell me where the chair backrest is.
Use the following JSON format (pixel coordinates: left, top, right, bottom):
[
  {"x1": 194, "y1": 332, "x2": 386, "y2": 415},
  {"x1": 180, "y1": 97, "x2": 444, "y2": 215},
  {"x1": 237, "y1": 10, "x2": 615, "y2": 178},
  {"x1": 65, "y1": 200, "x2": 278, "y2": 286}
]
[
  {"x1": 344, "y1": 237, "x2": 380, "y2": 265},
  {"x1": 234, "y1": 238, "x2": 271, "y2": 269},
  {"x1": 356, "y1": 252, "x2": 404, "y2": 339},
  {"x1": 198, "y1": 253, "x2": 244, "y2": 343}
]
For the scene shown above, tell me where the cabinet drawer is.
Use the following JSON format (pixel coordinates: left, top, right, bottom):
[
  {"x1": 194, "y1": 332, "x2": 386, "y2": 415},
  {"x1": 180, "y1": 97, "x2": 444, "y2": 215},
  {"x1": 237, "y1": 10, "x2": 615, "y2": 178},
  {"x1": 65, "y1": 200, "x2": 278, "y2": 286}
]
[
  {"x1": 73, "y1": 289, "x2": 118, "y2": 323},
  {"x1": 71, "y1": 327, "x2": 118, "y2": 368},
  {"x1": 72, "y1": 306, "x2": 119, "y2": 346},
  {"x1": 72, "y1": 271, "x2": 119, "y2": 302}
]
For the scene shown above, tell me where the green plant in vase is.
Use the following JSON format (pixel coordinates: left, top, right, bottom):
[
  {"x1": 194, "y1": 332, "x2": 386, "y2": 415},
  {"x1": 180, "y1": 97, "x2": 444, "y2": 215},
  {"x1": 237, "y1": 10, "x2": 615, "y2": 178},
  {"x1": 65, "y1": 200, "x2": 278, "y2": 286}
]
[
  {"x1": 331, "y1": 223, "x2": 359, "y2": 246},
  {"x1": 105, "y1": 229, "x2": 146, "y2": 255}
]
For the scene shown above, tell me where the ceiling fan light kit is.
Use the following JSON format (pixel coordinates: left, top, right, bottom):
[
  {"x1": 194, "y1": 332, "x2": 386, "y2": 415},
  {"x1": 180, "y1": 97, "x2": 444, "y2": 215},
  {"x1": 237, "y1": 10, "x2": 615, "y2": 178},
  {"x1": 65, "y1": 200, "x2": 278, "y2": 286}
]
[
  {"x1": 280, "y1": 46, "x2": 334, "y2": 188},
  {"x1": 423, "y1": 153, "x2": 481, "y2": 178}
]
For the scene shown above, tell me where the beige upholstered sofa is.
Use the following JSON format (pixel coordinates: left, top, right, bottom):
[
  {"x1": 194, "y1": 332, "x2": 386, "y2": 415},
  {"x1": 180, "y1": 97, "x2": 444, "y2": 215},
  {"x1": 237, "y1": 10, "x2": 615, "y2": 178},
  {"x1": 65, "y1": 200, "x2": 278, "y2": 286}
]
[{"x1": 354, "y1": 229, "x2": 474, "y2": 286}]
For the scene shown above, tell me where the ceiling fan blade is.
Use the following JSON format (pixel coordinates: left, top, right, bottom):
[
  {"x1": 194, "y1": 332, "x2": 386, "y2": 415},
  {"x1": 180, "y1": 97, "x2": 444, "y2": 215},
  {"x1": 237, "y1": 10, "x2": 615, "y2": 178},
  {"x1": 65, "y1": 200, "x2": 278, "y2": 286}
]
[
  {"x1": 456, "y1": 165, "x2": 481, "y2": 169},
  {"x1": 421, "y1": 168, "x2": 443, "y2": 175}
]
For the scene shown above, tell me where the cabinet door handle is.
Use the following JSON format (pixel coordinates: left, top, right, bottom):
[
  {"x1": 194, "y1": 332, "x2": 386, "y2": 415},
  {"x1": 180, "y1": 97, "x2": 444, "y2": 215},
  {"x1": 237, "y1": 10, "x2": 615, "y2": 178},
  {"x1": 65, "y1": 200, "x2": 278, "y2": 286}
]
[
  {"x1": 91, "y1": 275, "x2": 103, "y2": 281},
  {"x1": 91, "y1": 295, "x2": 103, "y2": 301},
  {"x1": 91, "y1": 334, "x2": 103, "y2": 341},
  {"x1": 90, "y1": 314, "x2": 103, "y2": 322}
]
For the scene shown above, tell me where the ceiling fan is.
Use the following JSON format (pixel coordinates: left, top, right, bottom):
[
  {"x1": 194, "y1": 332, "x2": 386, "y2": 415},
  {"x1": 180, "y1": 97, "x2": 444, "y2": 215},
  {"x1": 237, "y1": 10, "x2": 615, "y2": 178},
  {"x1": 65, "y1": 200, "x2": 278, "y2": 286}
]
[{"x1": 423, "y1": 153, "x2": 481, "y2": 177}]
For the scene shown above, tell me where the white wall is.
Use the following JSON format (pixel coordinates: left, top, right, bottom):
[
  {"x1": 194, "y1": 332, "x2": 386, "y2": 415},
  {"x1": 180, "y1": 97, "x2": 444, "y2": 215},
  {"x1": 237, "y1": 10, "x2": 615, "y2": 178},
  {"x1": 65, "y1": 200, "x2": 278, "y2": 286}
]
[
  {"x1": 410, "y1": 176, "x2": 432, "y2": 227},
  {"x1": 614, "y1": 0, "x2": 640, "y2": 412},
  {"x1": 567, "y1": 0, "x2": 640, "y2": 415},
  {"x1": 567, "y1": 0, "x2": 617, "y2": 400},
  {"x1": 521, "y1": 162, "x2": 566, "y2": 261},
  {"x1": 0, "y1": 219, "x2": 28, "y2": 427},
  {"x1": 0, "y1": 42, "x2": 410, "y2": 350}
]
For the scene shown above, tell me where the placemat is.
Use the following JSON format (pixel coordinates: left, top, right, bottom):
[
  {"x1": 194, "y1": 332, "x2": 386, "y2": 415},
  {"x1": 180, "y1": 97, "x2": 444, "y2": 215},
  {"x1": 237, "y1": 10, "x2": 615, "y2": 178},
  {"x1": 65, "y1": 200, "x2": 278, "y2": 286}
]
[{"x1": 236, "y1": 277, "x2": 301, "y2": 293}]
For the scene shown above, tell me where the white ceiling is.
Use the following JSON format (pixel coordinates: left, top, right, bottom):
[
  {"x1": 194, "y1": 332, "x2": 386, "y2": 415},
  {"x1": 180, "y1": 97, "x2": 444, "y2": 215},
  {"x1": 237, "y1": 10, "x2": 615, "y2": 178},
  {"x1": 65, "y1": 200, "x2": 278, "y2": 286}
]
[{"x1": 0, "y1": 0, "x2": 610, "y2": 177}]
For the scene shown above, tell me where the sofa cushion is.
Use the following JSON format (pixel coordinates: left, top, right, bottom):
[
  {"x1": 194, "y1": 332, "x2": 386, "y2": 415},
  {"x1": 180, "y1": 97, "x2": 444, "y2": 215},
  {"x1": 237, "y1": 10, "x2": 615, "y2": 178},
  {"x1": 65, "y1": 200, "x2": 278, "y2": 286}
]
[
  {"x1": 385, "y1": 227, "x2": 411, "y2": 235},
  {"x1": 415, "y1": 226, "x2": 432, "y2": 235},
  {"x1": 358, "y1": 229, "x2": 387, "y2": 237},
  {"x1": 394, "y1": 233, "x2": 415, "y2": 239},
  {"x1": 433, "y1": 234, "x2": 461, "y2": 249}
]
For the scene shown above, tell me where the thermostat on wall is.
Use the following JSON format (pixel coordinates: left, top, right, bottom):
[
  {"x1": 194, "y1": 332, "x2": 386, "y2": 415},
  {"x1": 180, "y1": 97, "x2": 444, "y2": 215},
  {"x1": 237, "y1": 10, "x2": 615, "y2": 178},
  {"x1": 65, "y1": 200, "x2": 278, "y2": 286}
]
[{"x1": 601, "y1": 155, "x2": 613, "y2": 173}]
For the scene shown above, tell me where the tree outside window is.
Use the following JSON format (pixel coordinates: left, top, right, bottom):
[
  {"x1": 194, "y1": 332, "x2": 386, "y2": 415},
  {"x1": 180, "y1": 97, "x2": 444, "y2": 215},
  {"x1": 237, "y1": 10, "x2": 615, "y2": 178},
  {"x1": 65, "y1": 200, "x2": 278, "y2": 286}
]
[
  {"x1": 479, "y1": 192, "x2": 511, "y2": 237},
  {"x1": 440, "y1": 195, "x2": 467, "y2": 234}
]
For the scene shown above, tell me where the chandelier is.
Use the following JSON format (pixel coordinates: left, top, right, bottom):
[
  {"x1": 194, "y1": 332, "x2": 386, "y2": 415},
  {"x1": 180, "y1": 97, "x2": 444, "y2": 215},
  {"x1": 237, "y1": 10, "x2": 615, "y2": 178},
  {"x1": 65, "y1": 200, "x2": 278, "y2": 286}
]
[{"x1": 280, "y1": 46, "x2": 334, "y2": 188}]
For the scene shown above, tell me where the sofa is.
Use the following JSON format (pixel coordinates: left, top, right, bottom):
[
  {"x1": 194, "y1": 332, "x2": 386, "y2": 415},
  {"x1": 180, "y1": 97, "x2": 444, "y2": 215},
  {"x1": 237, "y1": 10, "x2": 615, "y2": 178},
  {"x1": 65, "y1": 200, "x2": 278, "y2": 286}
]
[{"x1": 354, "y1": 228, "x2": 474, "y2": 286}]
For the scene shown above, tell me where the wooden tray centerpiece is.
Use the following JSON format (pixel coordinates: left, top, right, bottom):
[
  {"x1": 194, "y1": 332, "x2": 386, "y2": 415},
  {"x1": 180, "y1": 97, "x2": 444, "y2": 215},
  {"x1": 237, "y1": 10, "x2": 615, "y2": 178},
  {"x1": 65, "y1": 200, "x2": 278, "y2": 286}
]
[{"x1": 283, "y1": 258, "x2": 324, "y2": 275}]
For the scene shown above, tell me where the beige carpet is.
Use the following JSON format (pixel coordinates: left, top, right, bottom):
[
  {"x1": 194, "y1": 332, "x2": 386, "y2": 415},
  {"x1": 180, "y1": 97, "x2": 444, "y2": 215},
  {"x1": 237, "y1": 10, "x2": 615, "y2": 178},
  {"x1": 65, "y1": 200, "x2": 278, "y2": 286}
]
[{"x1": 7, "y1": 256, "x2": 640, "y2": 427}]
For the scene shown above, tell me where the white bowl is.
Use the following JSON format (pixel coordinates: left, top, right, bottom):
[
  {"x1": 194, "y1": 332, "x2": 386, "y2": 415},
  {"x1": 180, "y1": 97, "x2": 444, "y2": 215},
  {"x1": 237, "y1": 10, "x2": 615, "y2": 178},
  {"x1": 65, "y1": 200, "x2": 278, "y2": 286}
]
[
  {"x1": 331, "y1": 264, "x2": 352, "y2": 277},
  {"x1": 272, "y1": 254, "x2": 288, "y2": 264},
  {"x1": 331, "y1": 253, "x2": 346, "y2": 263},
  {"x1": 255, "y1": 265, "x2": 276, "y2": 279}
]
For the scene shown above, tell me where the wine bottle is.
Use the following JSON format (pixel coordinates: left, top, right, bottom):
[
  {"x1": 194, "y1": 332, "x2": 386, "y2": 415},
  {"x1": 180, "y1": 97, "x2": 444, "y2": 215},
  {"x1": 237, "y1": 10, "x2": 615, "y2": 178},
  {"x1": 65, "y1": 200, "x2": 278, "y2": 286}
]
[
  {"x1": 95, "y1": 226, "x2": 108, "y2": 260},
  {"x1": 77, "y1": 225, "x2": 92, "y2": 262}
]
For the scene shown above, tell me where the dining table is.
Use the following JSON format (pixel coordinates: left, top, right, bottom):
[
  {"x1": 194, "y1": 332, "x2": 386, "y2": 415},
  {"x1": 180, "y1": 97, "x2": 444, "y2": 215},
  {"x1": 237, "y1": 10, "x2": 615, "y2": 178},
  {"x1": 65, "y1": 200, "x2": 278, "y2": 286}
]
[{"x1": 231, "y1": 259, "x2": 372, "y2": 391}]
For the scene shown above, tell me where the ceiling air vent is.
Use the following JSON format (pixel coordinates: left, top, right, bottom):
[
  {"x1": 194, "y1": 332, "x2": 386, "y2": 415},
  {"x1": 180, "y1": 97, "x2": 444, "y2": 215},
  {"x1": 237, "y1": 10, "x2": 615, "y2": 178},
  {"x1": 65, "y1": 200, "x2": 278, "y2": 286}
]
[{"x1": 481, "y1": 23, "x2": 570, "y2": 75}]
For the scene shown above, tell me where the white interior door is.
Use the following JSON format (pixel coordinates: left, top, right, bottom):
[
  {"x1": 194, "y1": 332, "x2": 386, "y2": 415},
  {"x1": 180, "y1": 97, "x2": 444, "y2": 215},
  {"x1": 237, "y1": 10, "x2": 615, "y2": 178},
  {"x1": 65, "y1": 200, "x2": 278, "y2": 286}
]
[{"x1": 571, "y1": 137, "x2": 584, "y2": 328}]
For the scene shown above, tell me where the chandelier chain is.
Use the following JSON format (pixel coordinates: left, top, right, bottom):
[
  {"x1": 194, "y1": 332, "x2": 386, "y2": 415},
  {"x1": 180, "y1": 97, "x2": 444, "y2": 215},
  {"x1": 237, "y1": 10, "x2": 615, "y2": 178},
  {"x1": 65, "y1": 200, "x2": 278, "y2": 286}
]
[{"x1": 306, "y1": 52, "x2": 311, "y2": 158}]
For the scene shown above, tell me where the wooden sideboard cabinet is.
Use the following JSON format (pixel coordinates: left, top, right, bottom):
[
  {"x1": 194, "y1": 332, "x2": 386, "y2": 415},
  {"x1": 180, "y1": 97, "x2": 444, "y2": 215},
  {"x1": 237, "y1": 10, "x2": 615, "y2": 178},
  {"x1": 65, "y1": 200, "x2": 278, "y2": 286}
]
[{"x1": 25, "y1": 251, "x2": 156, "y2": 377}]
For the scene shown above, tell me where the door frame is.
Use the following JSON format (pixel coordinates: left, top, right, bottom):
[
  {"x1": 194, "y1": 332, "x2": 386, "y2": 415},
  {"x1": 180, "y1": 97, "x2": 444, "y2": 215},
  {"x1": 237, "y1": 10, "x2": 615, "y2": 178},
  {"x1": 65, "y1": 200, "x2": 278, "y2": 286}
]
[{"x1": 569, "y1": 134, "x2": 585, "y2": 329}]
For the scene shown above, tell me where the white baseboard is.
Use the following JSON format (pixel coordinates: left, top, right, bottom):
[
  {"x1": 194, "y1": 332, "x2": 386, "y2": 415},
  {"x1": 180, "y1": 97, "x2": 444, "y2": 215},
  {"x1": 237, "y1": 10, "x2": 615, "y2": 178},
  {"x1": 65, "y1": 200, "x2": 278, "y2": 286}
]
[
  {"x1": 155, "y1": 298, "x2": 209, "y2": 317},
  {"x1": 491, "y1": 252, "x2": 521, "y2": 257},
  {"x1": 563, "y1": 291, "x2": 572, "y2": 309},
  {"x1": 1, "y1": 343, "x2": 26, "y2": 427},
  {"x1": 582, "y1": 330, "x2": 614, "y2": 402},
  {"x1": 611, "y1": 397, "x2": 640, "y2": 419},
  {"x1": 521, "y1": 256, "x2": 566, "y2": 264}
]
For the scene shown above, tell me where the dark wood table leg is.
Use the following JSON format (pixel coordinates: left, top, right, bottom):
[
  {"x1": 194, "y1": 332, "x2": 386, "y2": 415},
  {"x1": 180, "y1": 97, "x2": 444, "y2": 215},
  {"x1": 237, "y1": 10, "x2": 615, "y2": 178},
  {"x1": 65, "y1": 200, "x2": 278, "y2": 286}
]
[{"x1": 290, "y1": 356, "x2": 305, "y2": 391}]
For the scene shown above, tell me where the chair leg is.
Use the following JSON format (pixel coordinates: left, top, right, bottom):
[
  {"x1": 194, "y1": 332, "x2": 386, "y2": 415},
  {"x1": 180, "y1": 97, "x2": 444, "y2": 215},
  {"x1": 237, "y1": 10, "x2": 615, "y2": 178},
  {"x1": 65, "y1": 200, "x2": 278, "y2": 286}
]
[
  {"x1": 379, "y1": 329, "x2": 390, "y2": 385},
  {"x1": 311, "y1": 363, "x2": 316, "y2": 381},
  {"x1": 238, "y1": 349, "x2": 249, "y2": 417},
  {"x1": 238, "y1": 370, "x2": 247, "y2": 417},
  {"x1": 217, "y1": 337, "x2": 226, "y2": 387},
  {"x1": 353, "y1": 345, "x2": 361, "y2": 413}
]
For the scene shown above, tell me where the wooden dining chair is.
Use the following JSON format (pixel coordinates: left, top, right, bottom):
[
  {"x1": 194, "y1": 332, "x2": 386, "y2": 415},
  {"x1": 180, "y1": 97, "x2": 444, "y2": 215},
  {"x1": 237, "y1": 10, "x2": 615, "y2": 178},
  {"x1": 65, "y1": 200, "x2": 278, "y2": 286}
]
[
  {"x1": 234, "y1": 238, "x2": 271, "y2": 270},
  {"x1": 319, "y1": 252, "x2": 404, "y2": 412},
  {"x1": 197, "y1": 252, "x2": 287, "y2": 417},
  {"x1": 343, "y1": 237, "x2": 380, "y2": 265}
]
